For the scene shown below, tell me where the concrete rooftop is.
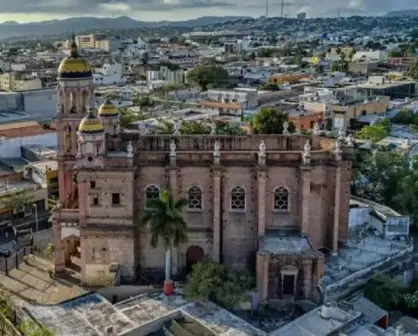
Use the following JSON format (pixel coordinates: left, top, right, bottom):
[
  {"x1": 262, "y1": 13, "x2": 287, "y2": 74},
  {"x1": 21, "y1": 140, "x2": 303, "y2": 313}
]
[{"x1": 26, "y1": 292, "x2": 266, "y2": 336}]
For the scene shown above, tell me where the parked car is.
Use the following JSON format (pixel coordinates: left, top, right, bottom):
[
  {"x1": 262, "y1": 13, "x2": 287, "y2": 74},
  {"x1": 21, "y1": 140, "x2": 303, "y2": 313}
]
[{"x1": 0, "y1": 248, "x2": 11, "y2": 258}]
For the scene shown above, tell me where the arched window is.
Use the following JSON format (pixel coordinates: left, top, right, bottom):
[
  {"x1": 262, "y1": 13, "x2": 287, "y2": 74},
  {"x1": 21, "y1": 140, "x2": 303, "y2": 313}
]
[
  {"x1": 274, "y1": 187, "x2": 289, "y2": 211},
  {"x1": 187, "y1": 186, "x2": 202, "y2": 210},
  {"x1": 231, "y1": 186, "x2": 246, "y2": 210},
  {"x1": 145, "y1": 186, "x2": 160, "y2": 208}
]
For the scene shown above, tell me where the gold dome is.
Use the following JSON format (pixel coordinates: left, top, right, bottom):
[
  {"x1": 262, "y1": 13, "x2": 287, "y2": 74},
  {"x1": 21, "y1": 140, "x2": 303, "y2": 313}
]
[
  {"x1": 78, "y1": 110, "x2": 104, "y2": 135},
  {"x1": 58, "y1": 35, "x2": 92, "y2": 79},
  {"x1": 98, "y1": 100, "x2": 119, "y2": 117}
]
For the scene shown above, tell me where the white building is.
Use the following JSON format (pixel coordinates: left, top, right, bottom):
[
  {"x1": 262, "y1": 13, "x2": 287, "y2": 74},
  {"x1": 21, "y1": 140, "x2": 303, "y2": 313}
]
[
  {"x1": 93, "y1": 61, "x2": 126, "y2": 85},
  {"x1": 146, "y1": 66, "x2": 184, "y2": 85},
  {"x1": 352, "y1": 50, "x2": 388, "y2": 62}
]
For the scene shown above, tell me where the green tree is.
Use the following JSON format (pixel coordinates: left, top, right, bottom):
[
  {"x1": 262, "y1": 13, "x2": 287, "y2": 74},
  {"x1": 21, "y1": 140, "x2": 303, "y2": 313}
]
[
  {"x1": 357, "y1": 119, "x2": 391, "y2": 143},
  {"x1": 364, "y1": 274, "x2": 403, "y2": 310},
  {"x1": 250, "y1": 107, "x2": 295, "y2": 134},
  {"x1": 119, "y1": 108, "x2": 147, "y2": 129},
  {"x1": 2, "y1": 190, "x2": 33, "y2": 216},
  {"x1": 185, "y1": 260, "x2": 254, "y2": 309},
  {"x1": 186, "y1": 64, "x2": 229, "y2": 91},
  {"x1": 140, "y1": 188, "x2": 188, "y2": 284},
  {"x1": 391, "y1": 108, "x2": 417, "y2": 125},
  {"x1": 406, "y1": 59, "x2": 418, "y2": 80},
  {"x1": 45, "y1": 243, "x2": 55, "y2": 260},
  {"x1": 0, "y1": 290, "x2": 13, "y2": 335},
  {"x1": 154, "y1": 119, "x2": 175, "y2": 134},
  {"x1": 18, "y1": 320, "x2": 54, "y2": 336},
  {"x1": 180, "y1": 120, "x2": 211, "y2": 135},
  {"x1": 259, "y1": 83, "x2": 280, "y2": 91},
  {"x1": 215, "y1": 120, "x2": 246, "y2": 135},
  {"x1": 185, "y1": 260, "x2": 224, "y2": 303}
]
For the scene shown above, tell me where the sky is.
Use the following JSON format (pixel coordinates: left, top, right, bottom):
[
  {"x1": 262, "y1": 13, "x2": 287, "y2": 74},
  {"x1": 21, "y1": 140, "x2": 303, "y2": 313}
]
[{"x1": 0, "y1": 0, "x2": 417, "y2": 23}]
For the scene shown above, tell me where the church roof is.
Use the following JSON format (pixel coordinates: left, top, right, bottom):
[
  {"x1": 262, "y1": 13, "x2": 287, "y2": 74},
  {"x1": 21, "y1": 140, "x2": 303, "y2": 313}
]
[
  {"x1": 98, "y1": 99, "x2": 118, "y2": 117},
  {"x1": 58, "y1": 35, "x2": 92, "y2": 79},
  {"x1": 78, "y1": 110, "x2": 104, "y2": 135}
]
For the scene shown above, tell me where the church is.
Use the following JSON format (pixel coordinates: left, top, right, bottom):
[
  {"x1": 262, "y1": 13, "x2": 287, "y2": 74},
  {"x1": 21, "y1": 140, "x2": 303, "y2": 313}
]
[{"x1": 52, "y1": 37, "x2": 353, "y2": 302}]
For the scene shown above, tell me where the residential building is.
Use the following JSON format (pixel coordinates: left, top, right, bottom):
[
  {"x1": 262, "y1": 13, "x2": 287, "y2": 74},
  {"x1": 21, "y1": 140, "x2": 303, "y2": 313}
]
[
  {"x1": 146, "y1": 66, "x2": 185, "y2": 85},
  {"x1": 93, "y1": 61, "x2": 126, "y2": 86},
  {"x1": 297, "y1": 12, "x2": 307, "y2": 20},
  {"x1": 75, "y1": 34, "x2": 121, "y2": 52},
  {"x1": 270, "y1": 73, "x2": 311, "y2": 85},
  {"x1": 350, "y1": 76, "x2": 417, "y2": 99},
  {"x1": 348, "y1": 61, "x2": 379, "y2": 75},
  {"x1": 0, "y1": 73, "x2": 42, "y2": 92}
]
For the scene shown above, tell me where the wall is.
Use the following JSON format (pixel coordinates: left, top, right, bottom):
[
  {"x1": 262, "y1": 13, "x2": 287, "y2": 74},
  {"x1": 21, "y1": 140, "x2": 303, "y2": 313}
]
[
  {"x1": 348, "y1": 207, "x2": 370, "y2": 228},
  {"x1": 22, "y1": 88, "x2": 57, "y2": 119},
  {"x1": 0, "y1": 132, "x2": 57, "y2": 158}
]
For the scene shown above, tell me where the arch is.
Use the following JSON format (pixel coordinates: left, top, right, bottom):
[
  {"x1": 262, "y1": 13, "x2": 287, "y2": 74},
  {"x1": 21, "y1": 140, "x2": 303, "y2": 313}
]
[
  {"x1": 70, "y1": 90, "x2": 77, "y2": 112},
  {"x1": 231, "y1": 185, "x2": 246, "y2": 210},
  {"x1": 274, "y1": 187, "x2": 289, "y2": 211},
  {"x1": 186, "y1": 245, "x2": 204, "y2": 273},
  {"x1": 145, "y1": 185, "x2": 160, "y2": 208},
  {"x1": 64, "y1": 125, "x2": 72, "y2": 152},
  {"x1": 187, "y1": 186, "x2": 202, "y2": 210}
]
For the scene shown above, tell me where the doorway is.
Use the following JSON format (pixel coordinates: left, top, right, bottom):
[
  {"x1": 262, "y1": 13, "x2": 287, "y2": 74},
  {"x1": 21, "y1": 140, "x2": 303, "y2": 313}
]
[
  {"x1": 282, "y1": 274, "x2": 295, "y2": 296},
  {"x1": 186, "y1": 246, "x2": 204, "y2": 274}
]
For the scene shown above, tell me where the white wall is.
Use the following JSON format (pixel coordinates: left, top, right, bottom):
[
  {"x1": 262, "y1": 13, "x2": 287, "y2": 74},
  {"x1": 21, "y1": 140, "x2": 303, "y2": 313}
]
[
  {"x1": 0, "y1": 132, "x2": 56, "y2": 157},
  {"x1": 348, "y1": 207, "x2": 370, "y2": 228}
]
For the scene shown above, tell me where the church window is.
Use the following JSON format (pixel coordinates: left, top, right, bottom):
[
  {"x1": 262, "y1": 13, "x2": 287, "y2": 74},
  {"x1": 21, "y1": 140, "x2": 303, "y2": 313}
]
[
  {"x1": 92, "y1": 196, "x2": 99, "y2": 206},
  {"x1": 274, "y1": 187, "x2": 289, "y2": 211},
  {"x1": 187, "y1": 186, "x2": 202, "y2": 210},
  {"x1": 90, "y1": 181, "x2": 96, "y2": 189},
  {"x1": 231, "y1": 186, "x2": 246, "y2": 210},
  {"x1": 145, "y1": 186, "x2": 160, "y2": 208}
]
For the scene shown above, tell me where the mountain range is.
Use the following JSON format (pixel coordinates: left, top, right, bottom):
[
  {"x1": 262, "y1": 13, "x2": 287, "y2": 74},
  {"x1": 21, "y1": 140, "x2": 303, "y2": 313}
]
[
  {"x1": 0, "y1": 16, "x2": 250, "y2": 39},
  {"x1": 385, "y1": 9, "x2": 418, "y2": 17}
]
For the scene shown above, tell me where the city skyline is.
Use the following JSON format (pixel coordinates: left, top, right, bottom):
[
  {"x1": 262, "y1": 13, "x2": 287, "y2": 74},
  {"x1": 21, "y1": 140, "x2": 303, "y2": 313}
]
[{"x1": 0, "y1": 0, "x2": 416, "y2": 23}]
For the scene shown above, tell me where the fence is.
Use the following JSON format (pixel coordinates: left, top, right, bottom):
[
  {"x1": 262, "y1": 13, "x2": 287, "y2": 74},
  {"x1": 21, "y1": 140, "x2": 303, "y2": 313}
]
[{"x1": 0, "y1": 246, "x2": 33, "y2": 275}]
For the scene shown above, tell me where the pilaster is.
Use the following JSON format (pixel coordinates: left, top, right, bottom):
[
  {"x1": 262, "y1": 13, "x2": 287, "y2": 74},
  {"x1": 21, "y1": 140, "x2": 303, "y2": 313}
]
[
  {"x1": 78, "y1": 178, "x2": 87, "y2": 228},
  {"x1": 333, "y1": 164, "x2": 341, "y2": 254},
  {"x1": 257, "y1": 168, "x2": 267, "y2": 238},
  {"x1": 303, "y1": 258, "x2": 313, "y2": 299},
  {"x1": 212, "y1": 168, "x2": 222, "y2": 262},
  {"x1": 168, "y1": 167, "x2": 179, "y2": 276},
  {"x1": 256, "y1": 252, "x2": 270, "y2": 301},
  {"x1": 52, "y1": 219, "x2": 65, "y2": 272},
  {"x1": 300, "y1": 165, "x2": 312, "y2": 236}
]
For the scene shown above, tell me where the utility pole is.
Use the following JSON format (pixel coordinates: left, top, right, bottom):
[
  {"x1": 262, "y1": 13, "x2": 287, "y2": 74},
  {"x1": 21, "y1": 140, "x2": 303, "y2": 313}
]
[
  {"x1": 266, "y1": 0, "x2": 269, "y2": 18},
  {"x1": 281, "y1": 0, "x2": 284, "y2": 18}
]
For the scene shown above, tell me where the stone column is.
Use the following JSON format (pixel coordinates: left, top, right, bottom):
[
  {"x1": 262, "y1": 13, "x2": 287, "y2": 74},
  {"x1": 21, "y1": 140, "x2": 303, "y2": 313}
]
[
  {"x1": 256, "y1": 252, "x2": 270, "y2": 300},
  {"x1": 71, "y1": 121, "x2": 78, "y2": 156},
  {"x1": 52, "y1": 219, "x2": 65, "y2": 272},
  {"x1": 303, "y1": 259, "x2": 313, "y2": 299},
  {"x1": 212, "y1": 169, "x2": 222, "y2": 262},
  {"x1": 300, "y1": 166, "x2": 312, "y2": 236},
  {"x1": 333, "y1": 164, "x2": 341, "y2": 254},
  {"x1": 257, "y1": 169, "x2": 267, "y2": 238},
  {"x1": 78, "y1": 178, "x2": 87, "y2": 228},
  {"x1": 168, "y1": 167, "x2": 179, "y2": 277}
]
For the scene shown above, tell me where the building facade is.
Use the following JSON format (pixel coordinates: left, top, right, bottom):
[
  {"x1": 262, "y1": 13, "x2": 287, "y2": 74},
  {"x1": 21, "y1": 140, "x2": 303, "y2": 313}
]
[{"x1": 52, "y1": 42, "x2": 354, "y2": 301}]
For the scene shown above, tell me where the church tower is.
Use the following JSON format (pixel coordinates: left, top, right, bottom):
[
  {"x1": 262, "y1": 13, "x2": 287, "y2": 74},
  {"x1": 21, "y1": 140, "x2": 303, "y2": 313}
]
[{"x1": 56, "y1": 35, "x2": 95, "y2": 203}]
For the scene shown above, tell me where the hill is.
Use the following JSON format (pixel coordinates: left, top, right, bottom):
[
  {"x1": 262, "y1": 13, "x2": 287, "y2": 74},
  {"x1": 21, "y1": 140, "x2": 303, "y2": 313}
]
[
  {"x1": 385, "y1": 9, "x2": 418, "y2": 17},
  {"x1": 0, "y1": 16, "x2": 250, "y2": 39}
]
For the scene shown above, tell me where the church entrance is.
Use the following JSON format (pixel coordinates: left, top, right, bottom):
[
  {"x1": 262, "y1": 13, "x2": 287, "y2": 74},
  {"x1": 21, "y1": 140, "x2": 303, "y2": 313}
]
[
  {"x1": 282, "y1": 274, "x2": 295, "y2": 296},
  {"x1": 186, "y1": 246, "x2": 204, "y2": 273}
]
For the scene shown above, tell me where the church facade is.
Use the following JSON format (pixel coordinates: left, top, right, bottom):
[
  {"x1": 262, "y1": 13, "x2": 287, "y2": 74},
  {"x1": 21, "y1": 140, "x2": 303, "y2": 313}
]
[{"x1": 52, "y1": 40, "x2": 353, "y2": 301}]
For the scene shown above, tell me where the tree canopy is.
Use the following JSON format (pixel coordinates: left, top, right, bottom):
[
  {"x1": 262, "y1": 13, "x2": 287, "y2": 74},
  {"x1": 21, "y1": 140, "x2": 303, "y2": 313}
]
[
  {"x1": 185, "y1": 260, "x2": 254, "y2": 309},
  {"x1": 186, "y1": 64, "x2": 229, "y2": 91},
  {"x1": 250, "y1": 107, "x2": 295, "y2": 134},
  {"x1": 357, "y1": 118, "x2": 391, "y2": 143}
]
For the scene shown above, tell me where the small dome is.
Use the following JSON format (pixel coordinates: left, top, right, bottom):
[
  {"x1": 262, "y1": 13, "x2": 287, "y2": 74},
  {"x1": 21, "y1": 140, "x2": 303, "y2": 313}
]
[
  {"x1": 58, "y1": 36, "x2": 92, "y2": 79},
  {"x1": 78, "y1": 110, "x2": 104, "y2": 135},
  {"x1": 98, "y1": 100, "x2": 118, "y2": 117}
]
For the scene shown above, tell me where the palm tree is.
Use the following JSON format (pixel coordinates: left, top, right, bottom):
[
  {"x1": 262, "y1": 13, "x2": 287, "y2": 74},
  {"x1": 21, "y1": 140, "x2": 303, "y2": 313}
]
[{"x1": 140, "y1": 188, "x2": 188, "y2": 294}]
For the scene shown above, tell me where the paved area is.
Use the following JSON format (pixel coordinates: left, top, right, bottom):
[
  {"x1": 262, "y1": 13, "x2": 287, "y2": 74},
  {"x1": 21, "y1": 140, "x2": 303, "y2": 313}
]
[{"x1": 0, "y1": 255, "x2": 86, "y2": 306}]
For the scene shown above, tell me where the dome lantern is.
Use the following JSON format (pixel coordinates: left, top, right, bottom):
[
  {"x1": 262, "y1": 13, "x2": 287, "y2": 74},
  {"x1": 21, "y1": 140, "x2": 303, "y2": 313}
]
[{"x1": 78, "y1": 109, "x2": 104, "y2": 135}]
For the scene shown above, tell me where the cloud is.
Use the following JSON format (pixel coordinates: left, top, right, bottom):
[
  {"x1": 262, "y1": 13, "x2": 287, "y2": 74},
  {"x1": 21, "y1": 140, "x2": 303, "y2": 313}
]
[{"x1": 0, "y1": 0, "x2": 417, "y2": 18}]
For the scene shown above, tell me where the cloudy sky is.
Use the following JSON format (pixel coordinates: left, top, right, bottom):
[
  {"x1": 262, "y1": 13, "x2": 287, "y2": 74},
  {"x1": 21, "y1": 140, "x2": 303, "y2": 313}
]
[{"x1": 0, "y1": 0, "x2": 416, "y2": 22}]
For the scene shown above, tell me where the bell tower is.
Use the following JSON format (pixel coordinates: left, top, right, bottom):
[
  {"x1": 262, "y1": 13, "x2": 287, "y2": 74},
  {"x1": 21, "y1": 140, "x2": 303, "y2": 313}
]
[{"x1": 56, "y1": 35, "x2": 94, "y2": 203}]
